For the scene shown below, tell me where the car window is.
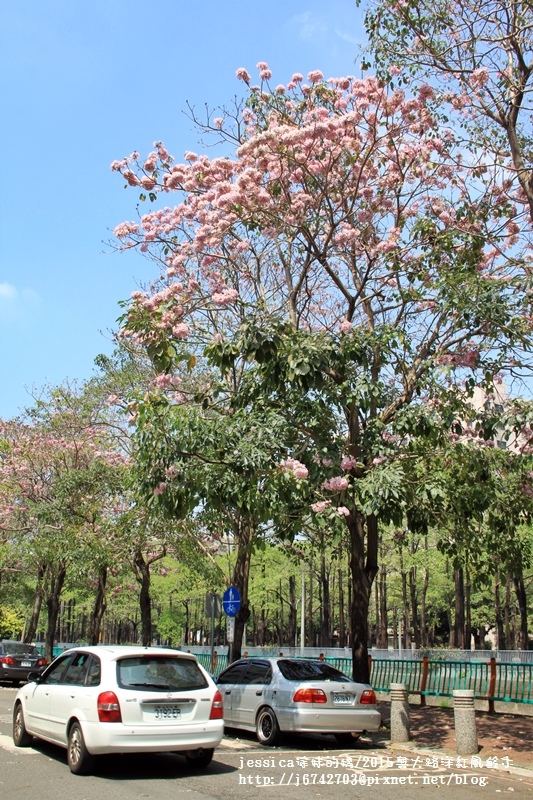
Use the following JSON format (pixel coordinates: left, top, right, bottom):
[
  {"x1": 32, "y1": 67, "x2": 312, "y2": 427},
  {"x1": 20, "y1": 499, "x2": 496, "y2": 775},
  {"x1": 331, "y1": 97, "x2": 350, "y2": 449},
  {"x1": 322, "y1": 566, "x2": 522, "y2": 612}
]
[
  {"x1": 277, "y1": 660, "x2": 351, "y2": 682},
  {"x1": 117, "y1": 656, "x2": 208, "y2": 692},
  {"x1": 41, "y1": 654, "x2": 73, "y2": 685},
  {"x1": 242, "y1": 661, "x2": 272, "y2": 685},
  {"x1": 62, "y1": 652, "x2": 91, "y2": 685},
  {"x1": 1, "y1": 642, "x2": 39, "y2": 656},
  {"x1": 85, "y1": 656, "x2": 101, "y2": 687},
  {"x1": 216, "y1": 662, "x2": 249, "y2": 685}
]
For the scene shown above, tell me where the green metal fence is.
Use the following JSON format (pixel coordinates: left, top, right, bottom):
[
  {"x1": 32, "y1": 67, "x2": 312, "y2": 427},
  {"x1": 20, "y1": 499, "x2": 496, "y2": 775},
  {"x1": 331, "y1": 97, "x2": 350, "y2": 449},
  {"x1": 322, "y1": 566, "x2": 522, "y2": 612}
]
[{"x1": 369, "y1": 657, "x2": 533, "y2": 707}]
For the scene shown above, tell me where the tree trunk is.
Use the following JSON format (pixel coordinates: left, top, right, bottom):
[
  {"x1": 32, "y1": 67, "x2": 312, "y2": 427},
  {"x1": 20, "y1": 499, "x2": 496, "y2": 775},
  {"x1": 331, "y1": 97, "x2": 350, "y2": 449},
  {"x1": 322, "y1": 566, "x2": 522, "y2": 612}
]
[
  {"x1": 378, "y1": 566, "x2": 388, "y2": 648},
  {"x1": 494, "y1": 568, "x2": 506, "y2": 651},
  {"x1": 454, "y1": 565, "x2": 465, "y2": 649},
  {"x1": 513, "y1": 573, "x2": 529, "y2": 651},
  {"x1": 319, "y1": 552, "x2": 331, "y2": 646},
  {"x1": 133, "y1": 550, "x2": 152, "y2": 646},
  {"x1": 465, "y1": 564, "x2": 472, "y2": 650},
  {"x1": 229, "y1": 517, "x2": 253, "y2": 662},
  {"x1": 420, "y1": 562, "x2": 429, "y2": 647},
  {"x1": 88, "y1": 566, "x2": 108, "y2": 646},
  {"x1": 409, "y1": 565, "x2": 421, "y2": 648},
  {"x1": 45, "y1": 562, "x2": 67, "y2": 662},
  {"x1": 504, "y1": 573, "x2": 513, "y2": 649},
  {"x1": 338, "y1": 565, "x2": 346, "y2": 647},
  {"x1": 308, "y1": 557, "x2": 314, "y2": 647},
  {"x1": 23, "y1": 563, "x2": 46, "y2": 644},
  {"x1": 399, "y1": 548, "x2": 412, "y2": 649},
  {"x1": 348, "y1": 511, "x2": 378, "y2": 682},
  {"x1": 288, "y1": 575, "x2": 297, "y2": 647}
]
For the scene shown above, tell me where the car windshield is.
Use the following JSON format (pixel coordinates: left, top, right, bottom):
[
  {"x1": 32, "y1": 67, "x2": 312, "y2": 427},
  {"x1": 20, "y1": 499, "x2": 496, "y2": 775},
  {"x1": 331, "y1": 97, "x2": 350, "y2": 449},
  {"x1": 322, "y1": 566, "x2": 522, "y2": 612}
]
[
  {"x1": 117, "y1": 656, "x2": 208, "y2": 692},
  {"x1": 2, "y1": 643, "x2": 39, "y2": 656},
  {"x1": 277, "y1": 660, "x2": 351, "y2": 682}
]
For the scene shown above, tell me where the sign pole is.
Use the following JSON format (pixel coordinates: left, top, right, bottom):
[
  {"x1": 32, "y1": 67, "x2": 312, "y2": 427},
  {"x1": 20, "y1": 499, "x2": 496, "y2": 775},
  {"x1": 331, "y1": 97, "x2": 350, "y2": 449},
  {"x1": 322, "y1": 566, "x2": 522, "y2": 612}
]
[
  {"x1": 210, "y1": 602, "x2": 215, "y2": 672},
  {"x1": 222, "y1": 586, "x2": 241, "y2": 664}
]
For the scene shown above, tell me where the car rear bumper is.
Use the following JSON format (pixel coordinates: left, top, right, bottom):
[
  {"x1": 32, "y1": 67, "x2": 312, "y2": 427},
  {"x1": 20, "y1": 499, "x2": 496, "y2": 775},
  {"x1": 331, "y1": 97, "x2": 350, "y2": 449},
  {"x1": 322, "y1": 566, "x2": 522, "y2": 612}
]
[
  {"x1": 0, "y1": 666, "x2": 35, "y2": 683},
  {"x1": 279, "y1": 707, "x2": 381, "y2": 734},
  {"x1": 81, "y1": 719, "x2": 225, "y2": 755}
]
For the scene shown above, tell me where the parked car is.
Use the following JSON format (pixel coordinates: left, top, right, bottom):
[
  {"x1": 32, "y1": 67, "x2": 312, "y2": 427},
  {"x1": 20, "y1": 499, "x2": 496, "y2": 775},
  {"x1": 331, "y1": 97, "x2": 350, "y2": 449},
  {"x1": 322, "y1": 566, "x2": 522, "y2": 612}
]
[
  {"x1": 216, "y1": 657, "x2": 380, "y2": 745},
  {"x1": 13, "y1": 645, "x2": 224, "y2": 775},
  {"x1": 0, "y1": 641, "x2": 47, "y2": 685}
]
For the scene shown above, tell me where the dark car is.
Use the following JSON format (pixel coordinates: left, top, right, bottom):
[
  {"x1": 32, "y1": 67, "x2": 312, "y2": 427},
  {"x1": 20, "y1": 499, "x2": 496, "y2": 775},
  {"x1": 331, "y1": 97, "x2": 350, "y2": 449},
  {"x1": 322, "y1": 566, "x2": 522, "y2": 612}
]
[{"x1": 0, "y1": 641, "x2": 47, "y2": 685}]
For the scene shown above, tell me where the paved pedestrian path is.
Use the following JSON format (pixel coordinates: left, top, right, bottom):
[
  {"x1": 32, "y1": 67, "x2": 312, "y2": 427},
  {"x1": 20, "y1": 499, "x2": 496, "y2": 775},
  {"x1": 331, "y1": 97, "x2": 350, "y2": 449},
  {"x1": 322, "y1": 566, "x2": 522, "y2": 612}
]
[{"x1": 375, "y1": 702, "x2": 533, "y2": 774}]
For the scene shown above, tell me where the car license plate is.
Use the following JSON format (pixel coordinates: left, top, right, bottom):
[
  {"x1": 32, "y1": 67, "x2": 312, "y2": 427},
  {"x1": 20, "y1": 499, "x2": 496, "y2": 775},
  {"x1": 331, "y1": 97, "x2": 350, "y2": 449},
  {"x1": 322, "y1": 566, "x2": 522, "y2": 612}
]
[
  {"x1": 332, "y1": 693, "x2": 355, "y2": 705},
  {"x1": 154, "y1": 705, "x2": 181, "y2": 720},
  {"x1": 21, "y1": 661, "x2": 31, "y2": 667}
]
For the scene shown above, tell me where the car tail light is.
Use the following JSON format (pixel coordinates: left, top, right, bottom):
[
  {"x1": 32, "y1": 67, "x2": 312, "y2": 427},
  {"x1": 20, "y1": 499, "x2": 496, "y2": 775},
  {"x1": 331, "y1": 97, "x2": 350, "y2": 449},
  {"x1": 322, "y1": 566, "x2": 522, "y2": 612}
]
[
  {"x1": 36, "y1": 658, "x2": 47, "y2": 668},
  {"x1": 360, "y1": 690, "x2": 377, "y2": 705},
  {"x1": 97, "y1": 691, "x2": 122, "y2": 722},
  {"x1": 0, "y1": 656, "x2": 15, "y2": 665},
  {"x1": 293, "y1": 688, "x2": 327, "y2": 703},
  {"x1": 209, "y1": 689, "x2": 224, "y2": 720}
]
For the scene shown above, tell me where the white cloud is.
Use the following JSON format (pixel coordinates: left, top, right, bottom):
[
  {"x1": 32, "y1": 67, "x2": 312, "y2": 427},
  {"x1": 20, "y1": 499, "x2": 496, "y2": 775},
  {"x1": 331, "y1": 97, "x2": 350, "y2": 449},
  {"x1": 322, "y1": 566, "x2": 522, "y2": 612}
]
[
  {"x1": 289, "y1": 11, "x2": 329, "y2": 43},
  {"x1": 335, "y1": 28, "x2": 363, "y2": 46},
  {"x1": 0, "y1": 282, "x2": 17, "y2": 299},
  {"x1": 0, "y1": 282, "x2": 41, "y2": 324}
]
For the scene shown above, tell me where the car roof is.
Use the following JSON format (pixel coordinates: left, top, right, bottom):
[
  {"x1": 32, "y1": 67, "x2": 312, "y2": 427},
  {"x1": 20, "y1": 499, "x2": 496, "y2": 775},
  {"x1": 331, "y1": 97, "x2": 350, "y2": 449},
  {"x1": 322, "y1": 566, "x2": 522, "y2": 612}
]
[
  {"x1": 1, "y1": 640, "x2": 36, "y2": 646},
  {"x1": 231, "y1": 657, "x2": 322, "y2": 665},
  {"x1": 56, "y1": 646, "x2": 198, "y2": 662}
]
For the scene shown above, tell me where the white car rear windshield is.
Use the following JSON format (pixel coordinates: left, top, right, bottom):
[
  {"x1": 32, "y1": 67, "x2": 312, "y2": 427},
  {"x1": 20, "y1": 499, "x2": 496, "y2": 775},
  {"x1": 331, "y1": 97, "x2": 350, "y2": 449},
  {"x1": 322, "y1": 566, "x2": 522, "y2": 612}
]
[{"x1": 117, "y1": 656, "x2": 208, "y2": 691}]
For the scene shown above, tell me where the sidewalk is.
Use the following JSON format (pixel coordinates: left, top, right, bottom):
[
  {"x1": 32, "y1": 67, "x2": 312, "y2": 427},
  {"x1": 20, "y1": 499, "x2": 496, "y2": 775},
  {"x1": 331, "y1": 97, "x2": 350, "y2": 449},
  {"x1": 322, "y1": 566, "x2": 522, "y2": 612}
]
[{"x1": 374, "y1": 701, "x2": 533, "y2": 774}]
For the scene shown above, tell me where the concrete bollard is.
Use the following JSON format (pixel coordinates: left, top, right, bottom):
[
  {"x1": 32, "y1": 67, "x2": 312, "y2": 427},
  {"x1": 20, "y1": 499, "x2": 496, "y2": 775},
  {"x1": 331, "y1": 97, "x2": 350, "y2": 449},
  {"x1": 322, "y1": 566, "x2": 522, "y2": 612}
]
[
  {"x1": 453, "y1": 689, "x2": 478, "y2": 755},
  {"x1": 390, "y1": 682, "x2": 411, "y2": 743}
]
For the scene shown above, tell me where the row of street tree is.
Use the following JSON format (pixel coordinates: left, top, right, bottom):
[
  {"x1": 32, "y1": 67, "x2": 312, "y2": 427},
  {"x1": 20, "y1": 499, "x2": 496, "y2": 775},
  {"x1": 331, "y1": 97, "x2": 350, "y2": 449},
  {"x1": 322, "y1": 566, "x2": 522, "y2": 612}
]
[{"x1": 1, "y1": 0, "x2": 533, "y2": 675}]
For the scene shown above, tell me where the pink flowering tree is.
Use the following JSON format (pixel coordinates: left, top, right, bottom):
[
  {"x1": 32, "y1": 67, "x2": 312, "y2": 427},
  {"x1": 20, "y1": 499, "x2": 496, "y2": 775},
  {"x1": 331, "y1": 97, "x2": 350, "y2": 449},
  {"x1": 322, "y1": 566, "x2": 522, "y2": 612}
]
[
  {"x1": 357, "y1": 0, "x2": 533, "y2": 223},
  {"x1": 0, "y1": 387, "x2": 130, "y2": 658},
  {"x1": 111, "y1": 65, "x2": 532, "y2": 678}
]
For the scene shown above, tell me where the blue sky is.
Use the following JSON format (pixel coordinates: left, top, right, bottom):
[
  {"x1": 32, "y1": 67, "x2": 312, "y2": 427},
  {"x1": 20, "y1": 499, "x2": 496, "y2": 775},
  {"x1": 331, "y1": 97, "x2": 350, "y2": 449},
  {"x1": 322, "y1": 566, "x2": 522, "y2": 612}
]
[{"x1": 0, "y1": 0, "x2": 366, "y2": 418}]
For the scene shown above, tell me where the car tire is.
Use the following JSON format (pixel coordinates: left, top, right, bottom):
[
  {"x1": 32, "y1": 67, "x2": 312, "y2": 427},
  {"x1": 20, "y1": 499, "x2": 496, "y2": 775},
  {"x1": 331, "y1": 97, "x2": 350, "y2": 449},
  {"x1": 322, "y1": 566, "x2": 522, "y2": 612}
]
[
  {"x1": 67, "y1": 722, "x2": 94, "y2": 775},
  {"x1": 334, "y1": 732, "x2": 361, "y2": 746},
  {"x1": 13, "y1": 703, "x2": 33, "y2": 747},
  {"x1": 184, "y1": 748, "x2": 214, "y2": 768},
  {"x1": 256, "y1": 707, "x2": 280, "y2": 746}
]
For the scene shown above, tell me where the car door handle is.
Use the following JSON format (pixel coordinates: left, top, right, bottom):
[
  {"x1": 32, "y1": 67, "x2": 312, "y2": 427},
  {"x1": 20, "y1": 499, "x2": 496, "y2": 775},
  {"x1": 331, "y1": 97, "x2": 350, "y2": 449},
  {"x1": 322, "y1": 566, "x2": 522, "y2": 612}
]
[
  {"x1": 225, "y1": 690, "x2": 231, "y2": 695},
  {"x1": 255, "y1": 690, "x2": 263, "y2": 696}
]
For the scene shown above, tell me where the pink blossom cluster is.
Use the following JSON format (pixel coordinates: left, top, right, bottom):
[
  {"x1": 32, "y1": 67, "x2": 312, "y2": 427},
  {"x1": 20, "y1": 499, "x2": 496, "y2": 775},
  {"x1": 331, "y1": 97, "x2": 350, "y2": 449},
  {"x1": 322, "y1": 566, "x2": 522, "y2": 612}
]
[
  {"x1": 436, "y1": 345, "x2": 479, "y2": 369},
  {"x1": 322, "y1": 476, "x2": 349, "y2": 492},
  {"x1": 341, "y1": 456, "x2": 358, "y2": 470},
  {"x1": 281, "y1": 458, "x2": 309, "y2": 479},
  {"x1": 311, "y1": 499, "x2": 332, "y2": 513}
]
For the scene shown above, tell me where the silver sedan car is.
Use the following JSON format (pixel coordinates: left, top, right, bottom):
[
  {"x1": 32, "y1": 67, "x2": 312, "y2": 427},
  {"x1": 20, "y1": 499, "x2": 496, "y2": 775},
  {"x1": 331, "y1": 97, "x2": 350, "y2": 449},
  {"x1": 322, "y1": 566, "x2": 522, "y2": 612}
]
[{"x1": 217, "y1": 657, "x2": 380, "y2": 745}]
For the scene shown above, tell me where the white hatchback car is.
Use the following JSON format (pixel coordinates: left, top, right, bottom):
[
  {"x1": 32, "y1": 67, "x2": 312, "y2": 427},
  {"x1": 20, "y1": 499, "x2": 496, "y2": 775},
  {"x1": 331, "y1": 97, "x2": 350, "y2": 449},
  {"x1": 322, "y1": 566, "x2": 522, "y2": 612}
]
[{"x1": 13, "y1": 645, "x2": 224, "y2": 775}]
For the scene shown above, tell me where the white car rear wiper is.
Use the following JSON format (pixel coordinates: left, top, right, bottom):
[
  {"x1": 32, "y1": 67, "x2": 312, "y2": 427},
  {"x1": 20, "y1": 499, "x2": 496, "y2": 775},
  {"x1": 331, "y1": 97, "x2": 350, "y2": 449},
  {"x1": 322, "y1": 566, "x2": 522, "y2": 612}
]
[{"x1": 127, "y1": 682, "x2": 173, "y2": 689}]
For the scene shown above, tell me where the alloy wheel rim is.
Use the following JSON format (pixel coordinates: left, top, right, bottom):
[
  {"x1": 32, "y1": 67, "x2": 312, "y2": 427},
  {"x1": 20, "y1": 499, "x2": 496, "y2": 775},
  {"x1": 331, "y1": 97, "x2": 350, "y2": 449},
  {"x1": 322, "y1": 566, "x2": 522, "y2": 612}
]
[
  {"x1": 260, "y1": 713, "x2": 272, "y2": 738},
  {"x1": 69, "y1": 728, "x2": 81, "y2": 765},
  {"x1": 14, "y1": 709, "x2": 22, "y2": 739}
]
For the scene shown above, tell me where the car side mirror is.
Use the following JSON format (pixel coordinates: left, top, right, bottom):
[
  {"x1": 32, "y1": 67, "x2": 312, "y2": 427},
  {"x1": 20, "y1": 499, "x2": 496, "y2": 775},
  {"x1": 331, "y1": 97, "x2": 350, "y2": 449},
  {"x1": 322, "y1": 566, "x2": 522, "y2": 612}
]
[{"x1": 27, "y1": 671, "x2": 42, "y2": 683}]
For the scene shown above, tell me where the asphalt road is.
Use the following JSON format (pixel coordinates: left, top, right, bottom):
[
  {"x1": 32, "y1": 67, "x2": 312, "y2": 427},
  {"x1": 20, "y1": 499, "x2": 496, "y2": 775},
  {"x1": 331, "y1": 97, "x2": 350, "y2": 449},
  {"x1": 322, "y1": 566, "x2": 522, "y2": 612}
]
[{"x1": 0, "y1": 686, "x2": 531, "y2": 799}]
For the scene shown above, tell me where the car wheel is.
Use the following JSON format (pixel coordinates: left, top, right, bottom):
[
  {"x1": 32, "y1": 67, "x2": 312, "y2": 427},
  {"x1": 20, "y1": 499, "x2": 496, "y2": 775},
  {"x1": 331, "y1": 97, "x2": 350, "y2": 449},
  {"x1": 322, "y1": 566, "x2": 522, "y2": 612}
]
[
  {"x1": 184, "y1": 748, "x2": 214, "y2": 768},
  {"x1": 334, "y1": 733, "x2": 361, "y2": 746},
  {"x1": 67, "y1": 722, "x2": 94, "y2": 775},
  {"x1": 256, "y1": 707, "x2": 280, "y2": 746},
  {"x1": 13, "y1": 704, "x2": 32, "y2": 747}
]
